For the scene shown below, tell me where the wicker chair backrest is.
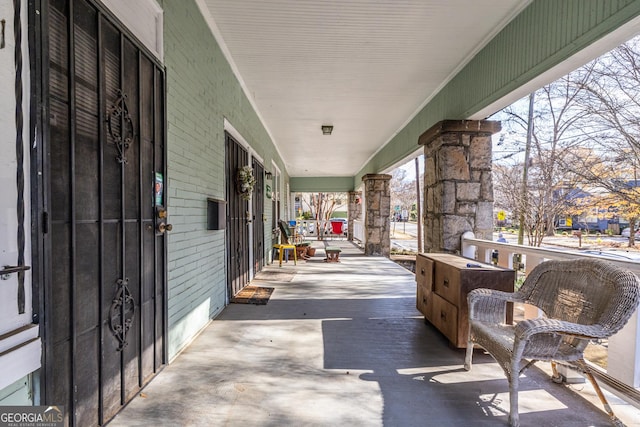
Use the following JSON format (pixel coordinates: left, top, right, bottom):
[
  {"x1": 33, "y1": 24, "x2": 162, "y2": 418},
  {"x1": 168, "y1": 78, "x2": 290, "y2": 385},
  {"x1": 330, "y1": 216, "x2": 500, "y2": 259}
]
[{"x1": 519, "y1": 259, "x2": 640, "y2": 336}]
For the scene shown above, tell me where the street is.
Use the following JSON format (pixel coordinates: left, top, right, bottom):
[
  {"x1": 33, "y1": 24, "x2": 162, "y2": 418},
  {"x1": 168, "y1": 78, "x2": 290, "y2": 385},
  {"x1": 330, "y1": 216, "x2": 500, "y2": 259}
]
[
  {"x1": 390, "y1": 222, "x2": 640, "y2": 261},
  {"x1": 390, "y1": 220, "x2": 418, "y2": 252}
]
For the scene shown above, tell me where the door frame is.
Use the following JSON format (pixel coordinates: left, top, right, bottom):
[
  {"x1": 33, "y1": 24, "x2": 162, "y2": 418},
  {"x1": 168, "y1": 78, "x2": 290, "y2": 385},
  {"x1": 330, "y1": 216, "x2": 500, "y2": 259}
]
[
  {"x1": 28, "y1": 0, "x2": 169, "y2": 417},
  {"x1": 252, "y1": 159, "x2": 265, "y2": 275},
  {"x1": 223, "y1": 119, "x2": 265, "y2": 297}
]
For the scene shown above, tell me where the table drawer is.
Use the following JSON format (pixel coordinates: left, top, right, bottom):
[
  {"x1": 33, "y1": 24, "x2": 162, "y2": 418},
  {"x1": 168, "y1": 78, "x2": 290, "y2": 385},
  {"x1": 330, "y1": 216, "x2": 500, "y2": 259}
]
[
  {"x1": 415, "y1": 255, "x2": 433, "y2": 290},
  {"x1": 416, "y1": 283, "x2": 433, "y2": 322},
  {"x1": 431, "y1": 293, "x2": 458, "y2": 344},
  {"x1": 434, "y1": 262, "x2": 460, "y2": 305}
]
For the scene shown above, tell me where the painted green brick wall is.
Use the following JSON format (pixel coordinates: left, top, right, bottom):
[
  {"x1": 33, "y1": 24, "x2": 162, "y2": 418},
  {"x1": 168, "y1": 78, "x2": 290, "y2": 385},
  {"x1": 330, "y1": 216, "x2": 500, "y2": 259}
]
[
  {"x1": 289, "y1": 176, "x2": 354, "y2": 193},
  {"x1": 162, "y1": 0, "x2": 286, "y2": 360},
  {"x1": 358, "y1": 0, "x2": 640, "y2": 184}
]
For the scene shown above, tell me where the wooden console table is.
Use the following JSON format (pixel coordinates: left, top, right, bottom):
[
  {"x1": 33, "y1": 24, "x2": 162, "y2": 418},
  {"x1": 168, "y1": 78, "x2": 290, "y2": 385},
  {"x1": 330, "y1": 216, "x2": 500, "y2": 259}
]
[{"x1": 416, "y1": 253, "x2": 515, "y2": 348}]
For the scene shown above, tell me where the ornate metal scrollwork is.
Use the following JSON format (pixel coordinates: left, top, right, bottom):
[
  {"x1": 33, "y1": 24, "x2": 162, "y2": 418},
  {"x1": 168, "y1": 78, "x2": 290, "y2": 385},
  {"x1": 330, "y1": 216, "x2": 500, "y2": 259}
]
[
  {"x1": 109, "y1": 278, "x2": 135, "y2": 351},
  {"x1": 106, "y1": 89, "x2": 135, "y2": 164}
]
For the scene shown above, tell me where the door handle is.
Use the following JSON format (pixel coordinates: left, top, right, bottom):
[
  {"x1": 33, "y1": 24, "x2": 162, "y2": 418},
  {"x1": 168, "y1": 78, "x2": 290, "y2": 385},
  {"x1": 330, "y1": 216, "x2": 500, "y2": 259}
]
[{"x1": 158, "y1": 223, "x2": 173, "y2": 233}]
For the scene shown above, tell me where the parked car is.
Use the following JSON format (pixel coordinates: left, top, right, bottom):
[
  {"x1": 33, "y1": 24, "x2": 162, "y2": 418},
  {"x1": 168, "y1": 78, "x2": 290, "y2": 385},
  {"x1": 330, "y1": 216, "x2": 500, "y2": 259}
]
[{"x1": 620, "y1": 227, "x2": 640, "y2": 240}]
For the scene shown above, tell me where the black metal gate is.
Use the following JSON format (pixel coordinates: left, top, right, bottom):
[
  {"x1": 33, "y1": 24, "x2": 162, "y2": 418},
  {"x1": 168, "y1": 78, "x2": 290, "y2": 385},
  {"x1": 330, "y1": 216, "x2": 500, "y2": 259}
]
[
  {"x1": 252, "y1": 159, "x2": 265, "y2": 274},
  {"x1": 38, "y1": 0, "x2": 166, "y2": 424},
  {"x1": 225, "y1": 133, "x2": 250, "y2": 296}
]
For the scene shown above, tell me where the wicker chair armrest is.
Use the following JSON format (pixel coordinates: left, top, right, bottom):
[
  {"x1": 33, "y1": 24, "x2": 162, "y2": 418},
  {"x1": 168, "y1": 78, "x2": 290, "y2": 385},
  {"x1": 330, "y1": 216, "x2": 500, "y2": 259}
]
[
  {"x1": 514, "y1": 317, "x2": 607, "y2": 341},
  {"x1": 468, "y1": 288, "x2": 524, "y2": 323}
]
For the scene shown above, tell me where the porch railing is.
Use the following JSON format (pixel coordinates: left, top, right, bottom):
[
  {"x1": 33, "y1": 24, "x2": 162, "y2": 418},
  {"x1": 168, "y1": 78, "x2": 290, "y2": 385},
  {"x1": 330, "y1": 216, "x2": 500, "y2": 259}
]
[
  {"x1": 461, "y1": 231, "x2": 640, "y2": 400},
  {"x1": 353, "y1": 219, "x2": 365, "y2": 243}
]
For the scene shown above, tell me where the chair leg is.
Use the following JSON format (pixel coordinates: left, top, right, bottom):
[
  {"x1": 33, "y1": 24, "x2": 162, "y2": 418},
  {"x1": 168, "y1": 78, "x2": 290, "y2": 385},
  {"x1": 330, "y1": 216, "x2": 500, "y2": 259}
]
[
  {"x1": 550, "y1": 361, "x2": 563, "y2": 384},
  {"x1": 575, "y1": 359, "x2": 622, "y2": 426},
  {"x1": 508, "y1": 374, "x2": 520, "y2": 427},
  {"x1": 464, "y1": 340, "x2": 474, "y2": 371}
]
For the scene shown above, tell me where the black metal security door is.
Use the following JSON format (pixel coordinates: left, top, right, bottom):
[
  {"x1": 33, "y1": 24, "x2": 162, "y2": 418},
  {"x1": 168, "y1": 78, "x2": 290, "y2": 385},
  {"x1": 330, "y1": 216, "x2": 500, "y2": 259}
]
[
  {"x1": 252, "y1": 159, "x2": 265, "y2": 274},
  {"x1": 225, "y1": 133, "x2": 250, "y2": 296},
  {"x1": 40, "y1": 0, "x2": 166, "y2": 425}
]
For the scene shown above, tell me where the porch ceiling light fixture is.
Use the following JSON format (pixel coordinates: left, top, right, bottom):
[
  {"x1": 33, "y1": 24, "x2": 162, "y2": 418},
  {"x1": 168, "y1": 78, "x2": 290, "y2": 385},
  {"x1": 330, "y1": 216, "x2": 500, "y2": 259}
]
[{"x1": 321, "y1": 125, "x2": 333, "y2": 135}]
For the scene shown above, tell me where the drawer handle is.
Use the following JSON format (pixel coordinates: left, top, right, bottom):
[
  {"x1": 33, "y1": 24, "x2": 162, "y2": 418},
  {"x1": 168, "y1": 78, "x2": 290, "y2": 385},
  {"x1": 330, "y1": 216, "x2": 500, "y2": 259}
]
[
  {"x1": 420, "y1": 268, "x2": 425, "y2": 275},
  {"x1": 440, "y1": 311, "x2": 446, "y2": 320},
  {"x1": 443, "y1": 278, "x2": 449, "y2": 287}
]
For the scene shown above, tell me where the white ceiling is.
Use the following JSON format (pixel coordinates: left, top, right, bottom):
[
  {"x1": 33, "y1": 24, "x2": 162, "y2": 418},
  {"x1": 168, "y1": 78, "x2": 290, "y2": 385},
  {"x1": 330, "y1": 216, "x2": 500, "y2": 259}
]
[{"x1": 197, "y1": 0, "x2": 532, "y2": 177}]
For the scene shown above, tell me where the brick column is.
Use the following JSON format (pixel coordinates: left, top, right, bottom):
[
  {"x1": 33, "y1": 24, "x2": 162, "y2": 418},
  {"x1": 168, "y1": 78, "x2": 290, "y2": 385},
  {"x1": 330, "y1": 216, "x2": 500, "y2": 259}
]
[
  {"x1": 419, "y1": 120, "x2": 501, "y2": 253},
  {"x1": 347, "y1": 191, "x2": 362, "y2": 241},
  {"x1": 362, "y1": 174, "x2": 391, "y2": 256}
]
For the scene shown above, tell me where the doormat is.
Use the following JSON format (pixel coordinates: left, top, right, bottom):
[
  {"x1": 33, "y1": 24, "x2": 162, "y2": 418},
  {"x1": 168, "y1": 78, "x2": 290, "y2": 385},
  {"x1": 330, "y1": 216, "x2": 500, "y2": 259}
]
[{"x1": 230, "y1": 286, "x2": 275, "y2": 305}]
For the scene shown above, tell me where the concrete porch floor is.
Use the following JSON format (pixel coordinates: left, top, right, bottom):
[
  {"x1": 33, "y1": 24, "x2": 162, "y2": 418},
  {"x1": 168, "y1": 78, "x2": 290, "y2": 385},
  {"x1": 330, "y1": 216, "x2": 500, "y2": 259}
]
[{"x1": 110, "y1": 241, "x2": 640, "y2": 427}]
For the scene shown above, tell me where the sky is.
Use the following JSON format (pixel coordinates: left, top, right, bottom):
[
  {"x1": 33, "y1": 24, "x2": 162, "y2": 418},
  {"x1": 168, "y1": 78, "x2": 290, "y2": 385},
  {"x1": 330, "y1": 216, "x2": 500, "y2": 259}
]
[{"x1": 395, "y1": 155, "x2": 424, "y2": 182}]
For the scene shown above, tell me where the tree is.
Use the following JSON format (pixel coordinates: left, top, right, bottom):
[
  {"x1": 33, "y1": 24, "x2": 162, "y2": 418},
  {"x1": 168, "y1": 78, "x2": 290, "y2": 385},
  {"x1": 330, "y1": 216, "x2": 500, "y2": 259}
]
[
  {"x1": 493, "y1": 35, "x2": 640, "y2": 248},
  {"x1": 493, "y1": 158, "x2": 584, "y2": 246},
  {"x1": 301, "y1": 193, "x2": 345, "y2": 239},
  {"x1": 562, "y1": 36, "x2": 640, "y2": 246},
  {"x1": 390, "y1": 168, "x2": 417, "y2": 221},
  {"x1": 601, "y1": 191, "x2": 640, "y2": 247},
  {"x1": 493, "y1": 70, "x2": 591, "y2": 246}
]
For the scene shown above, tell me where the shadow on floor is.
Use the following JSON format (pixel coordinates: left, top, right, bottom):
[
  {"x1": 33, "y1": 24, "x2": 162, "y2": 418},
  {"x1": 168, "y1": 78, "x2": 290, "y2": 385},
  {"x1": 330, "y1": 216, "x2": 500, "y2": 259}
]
[{"x1": 322, "y1": 317, "x2": 615, "y2": 427}]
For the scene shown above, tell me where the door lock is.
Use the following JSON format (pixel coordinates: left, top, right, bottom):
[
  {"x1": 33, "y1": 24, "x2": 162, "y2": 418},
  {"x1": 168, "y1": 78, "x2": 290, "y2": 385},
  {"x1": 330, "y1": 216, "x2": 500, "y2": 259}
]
[
  {"x1": 156, "y1": 207, "x2": 172, "y2": 234},
  {"x1": 158, "y1": 222, "x2": 173, "y2": 233}
]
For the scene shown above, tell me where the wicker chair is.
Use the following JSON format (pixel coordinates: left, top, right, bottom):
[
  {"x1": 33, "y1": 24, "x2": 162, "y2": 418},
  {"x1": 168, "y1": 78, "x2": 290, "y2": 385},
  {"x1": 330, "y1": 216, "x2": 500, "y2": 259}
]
[{"x1": 464, "y1": 258, "x2": 640, "y2": 427}]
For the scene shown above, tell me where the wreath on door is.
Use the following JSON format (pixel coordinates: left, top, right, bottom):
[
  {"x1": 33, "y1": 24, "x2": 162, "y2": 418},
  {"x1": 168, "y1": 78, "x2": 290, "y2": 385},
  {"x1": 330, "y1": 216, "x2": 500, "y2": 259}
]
[{"x1": 236, "y1": 166, "x2": 256, "y2": 200}]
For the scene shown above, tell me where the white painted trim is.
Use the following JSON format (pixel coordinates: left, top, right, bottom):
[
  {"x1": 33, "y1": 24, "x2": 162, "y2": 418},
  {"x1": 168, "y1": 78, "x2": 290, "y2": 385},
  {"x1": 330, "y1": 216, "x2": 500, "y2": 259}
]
[
  {"x1": 271, "y1": 161, "x2": 281, "y2": 204},
  {"x1": 0, "y1": 0, "x2": 34, "y2": 339},
  {"x1": 168, "y1": 319, "x2": 212, "y2": 364},
  {"x1": 0, "y1": 327, "x2": 41, "y2": 391},
  {"x1": 380, "y1": 147, "x2": 423, "y2": 175},
  {"x1": 0, "y1": 324, "x2": 38, "y2": 354},
  {"x1": 223, "y1": 118, "x2": 264, "y2": 164},
  {"x1": 101, "y1": 0, "x2": 164, "y2": 62},
  {"x1": 196, "y1": 1, "x2": 286, "y2": 168},
  {"x1": 271, "y1": 161, "x2": 281, "y2": 176}
]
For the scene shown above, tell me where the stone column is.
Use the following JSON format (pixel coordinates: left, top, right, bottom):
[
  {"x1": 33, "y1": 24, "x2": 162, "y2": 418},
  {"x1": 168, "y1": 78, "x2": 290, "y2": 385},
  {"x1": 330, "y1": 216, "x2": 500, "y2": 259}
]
[
  {"x1": 419, "y1": 120, "x2": 501, "y2": 253},
  {"x1": 362, "y1": 174, "x2": 391, "y2": 256},
  {"x1": 347, "y1": 191, "x2": 362, "y2": 241}
]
